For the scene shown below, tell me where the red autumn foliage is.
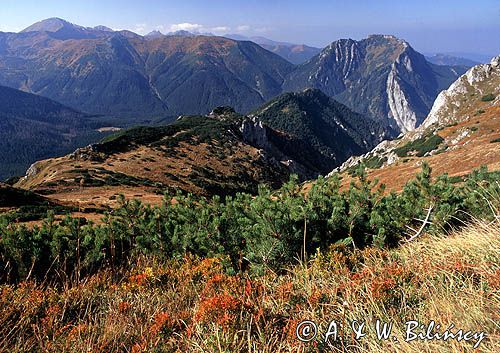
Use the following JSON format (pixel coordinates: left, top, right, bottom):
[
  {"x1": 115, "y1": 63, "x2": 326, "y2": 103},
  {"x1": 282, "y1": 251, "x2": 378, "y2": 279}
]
[{"x1": 194, "y1": 293, "x2": 242, "y2": 328}]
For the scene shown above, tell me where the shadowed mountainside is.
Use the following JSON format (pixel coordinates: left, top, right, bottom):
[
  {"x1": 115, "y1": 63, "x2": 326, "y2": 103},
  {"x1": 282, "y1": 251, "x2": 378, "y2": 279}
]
[{"x1": 0, "y1": 85, "x2": 109, "y2": 179}]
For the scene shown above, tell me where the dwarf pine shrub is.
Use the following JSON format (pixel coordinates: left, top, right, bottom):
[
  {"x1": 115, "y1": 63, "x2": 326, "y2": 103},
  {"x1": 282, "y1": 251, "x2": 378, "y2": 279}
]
[{"x1": 0, "y1": 163, "x2": 498, "y2": 282}]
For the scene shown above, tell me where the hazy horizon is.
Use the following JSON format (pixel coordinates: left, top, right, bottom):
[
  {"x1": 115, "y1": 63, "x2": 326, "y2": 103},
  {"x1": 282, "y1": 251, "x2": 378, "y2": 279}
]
[{"x1": 1, "y1": 0, "x2": 498, "y2": 58}]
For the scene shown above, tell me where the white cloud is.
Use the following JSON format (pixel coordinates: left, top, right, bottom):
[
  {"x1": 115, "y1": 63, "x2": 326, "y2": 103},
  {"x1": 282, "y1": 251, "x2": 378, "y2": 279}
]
[
  {"x1": 170, "y1": 23, "x2": 204, "y2": 32},
  {"x1": 255, "y1": 27, "x2": 270, "y2": 33},
  {"x1": 0, "y1": 25, "x2": 21, "y2": 33},
  {"x1": 168, "y1": 23, "x2": 234, "y2": 35},
  {"x1": 210, "y1": 26, "x2": 230, "y2": 34},
  {"x1": 133, "y1": 23, "x2": 148, "y2": 35},
  {"x1": 236, "y1": 25, "x2": 250, "y2": 32}
]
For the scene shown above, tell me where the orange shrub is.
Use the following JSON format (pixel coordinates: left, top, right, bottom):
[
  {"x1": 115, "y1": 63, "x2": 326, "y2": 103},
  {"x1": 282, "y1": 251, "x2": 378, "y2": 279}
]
[
  {"x1": 194, "y1": 293, "x2": 242, "y2": 328},
  {"x1": 150, "y1": 312, "x2": 175, "y2": 337},
  {"x1": 118, "y1": 300, "x2": 132, "y2": 313}
]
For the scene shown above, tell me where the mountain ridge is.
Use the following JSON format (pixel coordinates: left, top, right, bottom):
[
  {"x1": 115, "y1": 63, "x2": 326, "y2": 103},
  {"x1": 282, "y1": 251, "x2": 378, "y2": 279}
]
[
  {"x1": 0, "y1": 30, "x2": 295, "y2": 118},
  {"x1": 425, "y1": 53, "x2": 480, "y2": 67},
  {"x1": 14, "y1": 90, "x2": 383, "y2": 208},
  {"x1": 423, "y1": 55, "x2": 500, "y2": 128},
  {"x1": 2, "y1": 18, "x2": 464, "y2": 131},
  {"x1": 223, "y1": 34, "x2": 321, "y2": 64}
]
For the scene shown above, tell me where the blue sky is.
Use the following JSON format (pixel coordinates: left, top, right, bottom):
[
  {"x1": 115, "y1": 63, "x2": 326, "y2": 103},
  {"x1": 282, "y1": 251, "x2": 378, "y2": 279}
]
[{"x1": 1, "y1": 0, "x2": 498, "y2": 56}]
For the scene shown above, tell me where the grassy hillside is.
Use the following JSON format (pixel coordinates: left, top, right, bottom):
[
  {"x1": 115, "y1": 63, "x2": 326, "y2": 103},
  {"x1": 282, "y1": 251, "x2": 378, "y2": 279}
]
[
  {"x1": 13, "y1": 111, "x2": 293, "y2": 210},
  {"x1": 334, "y1": 96, "x2": 499, "y2": 193}
]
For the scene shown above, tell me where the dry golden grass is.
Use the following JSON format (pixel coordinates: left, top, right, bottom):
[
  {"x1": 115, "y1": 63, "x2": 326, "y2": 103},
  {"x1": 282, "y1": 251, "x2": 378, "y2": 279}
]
[
  {"x1": 1, "y1": 220, "x2": 498, "y2": 352},
  {"x1": 14, "y1": 136, "x2": 281, "y2": 211},
  {"x1": 327, "y1": 106, "x2": 500, "y2": 193}
]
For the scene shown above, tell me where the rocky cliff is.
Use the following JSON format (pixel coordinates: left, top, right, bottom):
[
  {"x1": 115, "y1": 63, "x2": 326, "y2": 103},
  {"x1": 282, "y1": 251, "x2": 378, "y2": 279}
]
[{"x1": 422, "y1": 56, "x2": 500, "y2": 128}]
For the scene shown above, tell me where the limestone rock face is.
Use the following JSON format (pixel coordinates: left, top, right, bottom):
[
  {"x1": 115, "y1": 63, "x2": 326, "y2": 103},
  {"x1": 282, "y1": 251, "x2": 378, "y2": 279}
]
[
  {"x1": 239, "y1": 117, "x2": 271, "y2": 150},
  {"x1": 386, "y1": 63, "x2": 419, "y2": 133},
  {"x1": 25, "y1": 163, "x2": 40, "y2": 179},
  {"x1": 329, "y1": 55, "x2": 500, "y2": 177},
  {"x1": 422, "y1": 56, "x2": 500, "y2": 128}
]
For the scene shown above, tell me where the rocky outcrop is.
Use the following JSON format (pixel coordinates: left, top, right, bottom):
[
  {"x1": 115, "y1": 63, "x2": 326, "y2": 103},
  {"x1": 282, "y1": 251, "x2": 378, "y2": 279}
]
[
  {"x1": 24, "y1": 163, "x2": 40, "y2": 179},
  {"x1": 328, "y1": 139, "x2": 399, "y2": 175},
  {"x1": 239, "y1": 117, "x2": 271, "y2": 149},
  {"x1": 68, "y1": 145, "x2": 106, "y2": 162},
  {"x1": 239, "y1": 116, "x2": 313, "y2": 177},
  {"x1": 422, "y1": 56, "x2": 500, "y2": 128}
]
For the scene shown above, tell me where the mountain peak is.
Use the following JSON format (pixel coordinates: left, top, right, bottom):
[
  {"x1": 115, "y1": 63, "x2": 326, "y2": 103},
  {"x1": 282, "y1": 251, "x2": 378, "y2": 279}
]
[
  {"x1": 367, "y1": 34, "x2": 398, "y2": 40},
  {"x1": 93, "y1": 25, "x2": 114, "y2": 32},
  {"x1": 145, "y1": 30, "x2": 164, "y2": 38},
  {"x1": 283, "y1": 34, "x2": 465, "y2": 134},
  {"x1": 296, "y1": 88, "x2": 333, "y2": 102},
  {"x1": 21, "y1": 17, "x2": 81, "y2": 33},
  {"x1": 253, "y1": 89, "x2": 390, "y2": 173},
  {"x1": 166, "y1": 30, "x2": 196, "y2": 37},
  {"x1": 364, "y1": 34, "x2": 410, "y2": 49},
  {"x1": 324, "y1": 35, "x2": 409, "y2": 51}
]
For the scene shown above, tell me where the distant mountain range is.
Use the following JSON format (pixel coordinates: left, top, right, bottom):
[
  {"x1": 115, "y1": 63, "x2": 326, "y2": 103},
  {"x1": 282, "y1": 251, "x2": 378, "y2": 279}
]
[
  {"x1": 142, "y1": 31, "x2": 322, "y2": 65},
  {"x1": 20, "y1": 17, "x2": 119, "y2": 39},
  {"x1": 1, "y1": 19, "x2": 466, "y2": 132},
  {"x1": 0, "y1": 20, "x2": 294, "y2": 118},
  {"x1": 223, "y1": 34, "x2": 321, "y2": 65},
  {"x1": 0, "y1": 18, "x2": 482, "y2": 180},
  {"x1": 425, "y1": 52, "x2": 494, "y2": 65},
  {"x1": 425, "y1": 54, "x2": 479, "y2": 67}
]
